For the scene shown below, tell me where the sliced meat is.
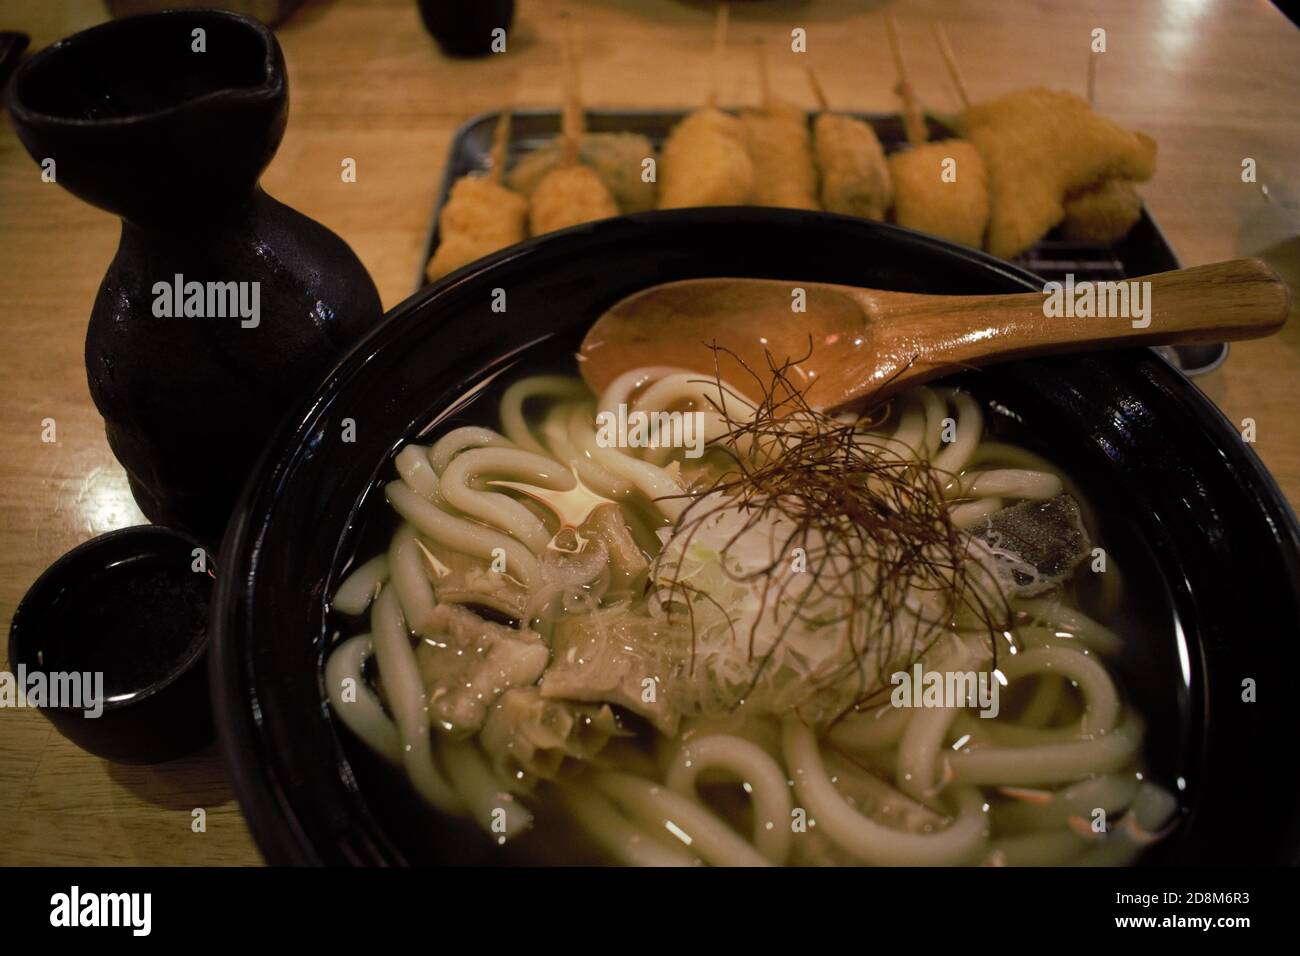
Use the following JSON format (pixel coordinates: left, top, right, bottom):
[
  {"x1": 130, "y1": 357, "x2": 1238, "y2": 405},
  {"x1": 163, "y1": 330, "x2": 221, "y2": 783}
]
[
  {"x1": 415, "y1": 603, "x2": 549, "y2": 737},
  {"x1": 419, "y1": 539, "x2": 530, "y2": 622},
  {"x1": 480, "y1": 687, "x2": 627, "y2": 786},
  {"x1": 541, "y1": 608, "x2": 682, "y2": 736},
  {"x1": 579, "y1": 504, "x2": 649, "y2": 599}
]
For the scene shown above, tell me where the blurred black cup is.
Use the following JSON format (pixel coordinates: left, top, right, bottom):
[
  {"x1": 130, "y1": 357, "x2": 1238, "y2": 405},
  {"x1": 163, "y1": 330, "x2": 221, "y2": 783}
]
[{"x1": 417, "y1": 0, "x2": 516, "y2": 58}]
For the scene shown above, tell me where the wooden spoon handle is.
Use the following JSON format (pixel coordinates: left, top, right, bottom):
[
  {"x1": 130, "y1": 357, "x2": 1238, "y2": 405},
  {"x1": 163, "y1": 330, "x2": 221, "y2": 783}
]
[{"x1": 867, "y1": 258, "x2": 1290, "y2": 374}]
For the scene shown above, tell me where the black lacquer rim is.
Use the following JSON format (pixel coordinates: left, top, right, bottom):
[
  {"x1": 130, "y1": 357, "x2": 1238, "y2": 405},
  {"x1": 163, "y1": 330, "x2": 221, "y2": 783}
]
[
  {"x1": 210, "y1": 208, "x2": 1300, "y2": 866},
  {"x1": 6, "y1": 9, "x2": 284, "y2": 129}
]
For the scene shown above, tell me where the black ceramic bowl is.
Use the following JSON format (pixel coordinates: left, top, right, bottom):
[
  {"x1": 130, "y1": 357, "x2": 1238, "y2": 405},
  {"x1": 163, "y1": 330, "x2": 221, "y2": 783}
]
[{"x1": 210, "y1": 209, "x2": 1300, "y2": 865}]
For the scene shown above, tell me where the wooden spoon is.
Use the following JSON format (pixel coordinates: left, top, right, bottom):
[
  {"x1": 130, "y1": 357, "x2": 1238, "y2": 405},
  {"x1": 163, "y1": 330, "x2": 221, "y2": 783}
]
[{"x1": 577, "y1": 258, "x2": 1289, "y2": 409}]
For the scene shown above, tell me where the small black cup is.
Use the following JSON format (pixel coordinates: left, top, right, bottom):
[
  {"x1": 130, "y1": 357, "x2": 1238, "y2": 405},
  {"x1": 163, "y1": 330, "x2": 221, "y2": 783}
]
[
  {"x1": 417, "y1": 0, "x2": 516, "y2": 58},
  {"x1": 8, "y1": 526, "x2": 215, "y2": 763}
]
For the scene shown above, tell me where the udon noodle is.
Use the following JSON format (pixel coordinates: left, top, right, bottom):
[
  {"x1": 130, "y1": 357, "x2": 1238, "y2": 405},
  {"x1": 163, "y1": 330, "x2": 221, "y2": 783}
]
[{"x1": 324, "y1": 361, "x2": 1177, "y2": 866}]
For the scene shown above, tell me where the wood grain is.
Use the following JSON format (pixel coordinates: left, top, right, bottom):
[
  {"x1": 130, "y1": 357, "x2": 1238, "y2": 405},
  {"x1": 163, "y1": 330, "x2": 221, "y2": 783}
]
[
  {"x1": 579, "y1": 260, "x2": 1290, "y2": 407},
  {"x1": 1, "y1": 0, "x2": 1298, "y2": 865}
]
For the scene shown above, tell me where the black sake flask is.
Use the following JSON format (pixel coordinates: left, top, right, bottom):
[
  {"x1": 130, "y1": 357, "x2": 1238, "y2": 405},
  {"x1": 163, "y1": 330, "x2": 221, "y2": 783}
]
[{"x1": 7, "y1": 10, "x2": 382, "y2": 548}]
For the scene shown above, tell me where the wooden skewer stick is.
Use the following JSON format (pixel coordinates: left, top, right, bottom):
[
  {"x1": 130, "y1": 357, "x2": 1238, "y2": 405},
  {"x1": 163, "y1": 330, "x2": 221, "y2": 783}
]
[
  {"x1": 804, "y1": 65, "x2": 830, "y2": 113},
  {"x1": 487, "y1": 110, "x2": 512, "y2": 184},
  {"x1": 487, "y1": 79, "x2": 517, "y2": 184},
  {"x1": 559, "y1": 13, "x2": 582, "y2": 166},
  {"x1": 884, "y1": 13, "x2": 927, "y2": 147},
  {"x1": 754, "y1": 38, "x2": 772, "y2": 108},
  {"x1": 1086, "y1": 49, "x2": 1097, "y2": 106},
  {"x1": 707, "y1": 4, "x2": 730, "y2": 108},
  {"x1": 930, "y1": 22, "x2": 971, "y2": 110}
]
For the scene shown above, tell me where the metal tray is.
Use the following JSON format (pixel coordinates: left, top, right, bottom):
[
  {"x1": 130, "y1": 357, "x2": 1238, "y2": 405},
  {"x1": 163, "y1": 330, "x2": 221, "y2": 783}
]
[{"x1": 420, "y1": 108, "x2": 1225, "y2": 376}]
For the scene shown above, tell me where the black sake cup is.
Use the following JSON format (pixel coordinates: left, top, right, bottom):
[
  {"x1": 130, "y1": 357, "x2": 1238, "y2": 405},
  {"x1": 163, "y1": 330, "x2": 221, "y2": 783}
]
[
  {"x1": 9, "y1": 525, "x2": 214, "y2": 763},
  {"x1": 417, "y1": 0, "x2": 516, "y2": 58}
]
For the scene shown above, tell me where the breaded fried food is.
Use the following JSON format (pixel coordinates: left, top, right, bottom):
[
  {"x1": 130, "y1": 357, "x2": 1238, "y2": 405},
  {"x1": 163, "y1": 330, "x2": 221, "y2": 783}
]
[
  {"x1": 1061, "y1": 179, "x2": 1143, "y2": 243},
  {"x1": 427, "y1": 175, "x2": 528, "y2": 280},
  {"x1": 526, "y1": 13, "x2": 621, "y2": 237},
  {"x1": 528, "y1": 163, "x2": 619, "y2": 235},
  {"x1": 506, "y1": 132, "x2": 658, "y2": 213},
  {"x1": 658, "y1": 107, "x2": 756, "y2": 209},
  {"x1": 740, "y1": 99, "x2": 820, "y2": 210},
  {"x1": 960, "y1": 88, "x2": 1156, "y2": 258},
  {"x1": 812, "y1": 112, "x2": 892, "y2": 219},
  {"x1": 888, "y1": 139, "x2": 989, "y2": 248},
  {"x1": 428, "y1": 232, "x2": 510, "y2": 280}
]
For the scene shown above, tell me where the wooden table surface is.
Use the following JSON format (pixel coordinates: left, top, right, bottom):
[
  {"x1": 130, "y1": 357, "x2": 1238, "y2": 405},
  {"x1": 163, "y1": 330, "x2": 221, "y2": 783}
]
[{"x1": 1, "y1": 0, "x2": 1297, "y2": 866}]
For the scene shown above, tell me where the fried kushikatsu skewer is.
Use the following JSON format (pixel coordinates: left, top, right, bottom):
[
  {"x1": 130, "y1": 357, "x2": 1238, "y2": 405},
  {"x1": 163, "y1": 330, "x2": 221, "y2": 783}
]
[
  {"x1": 426, "y1": 103, "x2": 529, "y2": 281},
  {"x1": 739, "y1": 40, "x2": 819, "y2": 210},
  {"x1": 1064, "y1": 47, "x2": 1145, "y2": 244},
  {"x1": 505, "y1": 9, "x2": 656, "y2": 214},
  {"x1": 934, "y1": 22, "x2": 1147, "y2": 251},
  {"x1": 657, "y1": 5, "x2": 755, "y2": 209},
  {"x1": 507, "y1": 133, "x2": 658, "y2": 213},
  {"x1": 961, "y1": 89, "x2": 1156, "y2": 258},
  {"x1": 805, "y1": 66, "x2": 891, "y2": 220},
  {"x1": 939, "y1": 22, "x2": 1154, "y2": 257},
  {"x1": 528, "y1": 16, "x2": 619, "y2": 235},
  {"x1": 884, "y1": 15, "x2": 990, "y2": 249},
  {"x1": 1061, "y1": 178, "x2": 1144, "y2": 242}
]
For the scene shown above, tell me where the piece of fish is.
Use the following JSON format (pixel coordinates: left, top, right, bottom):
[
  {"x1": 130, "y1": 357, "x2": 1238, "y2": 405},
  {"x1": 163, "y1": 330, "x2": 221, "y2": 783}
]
[{"x1": 972, "y1": 494, "x2": 1092, "y2": 596}]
